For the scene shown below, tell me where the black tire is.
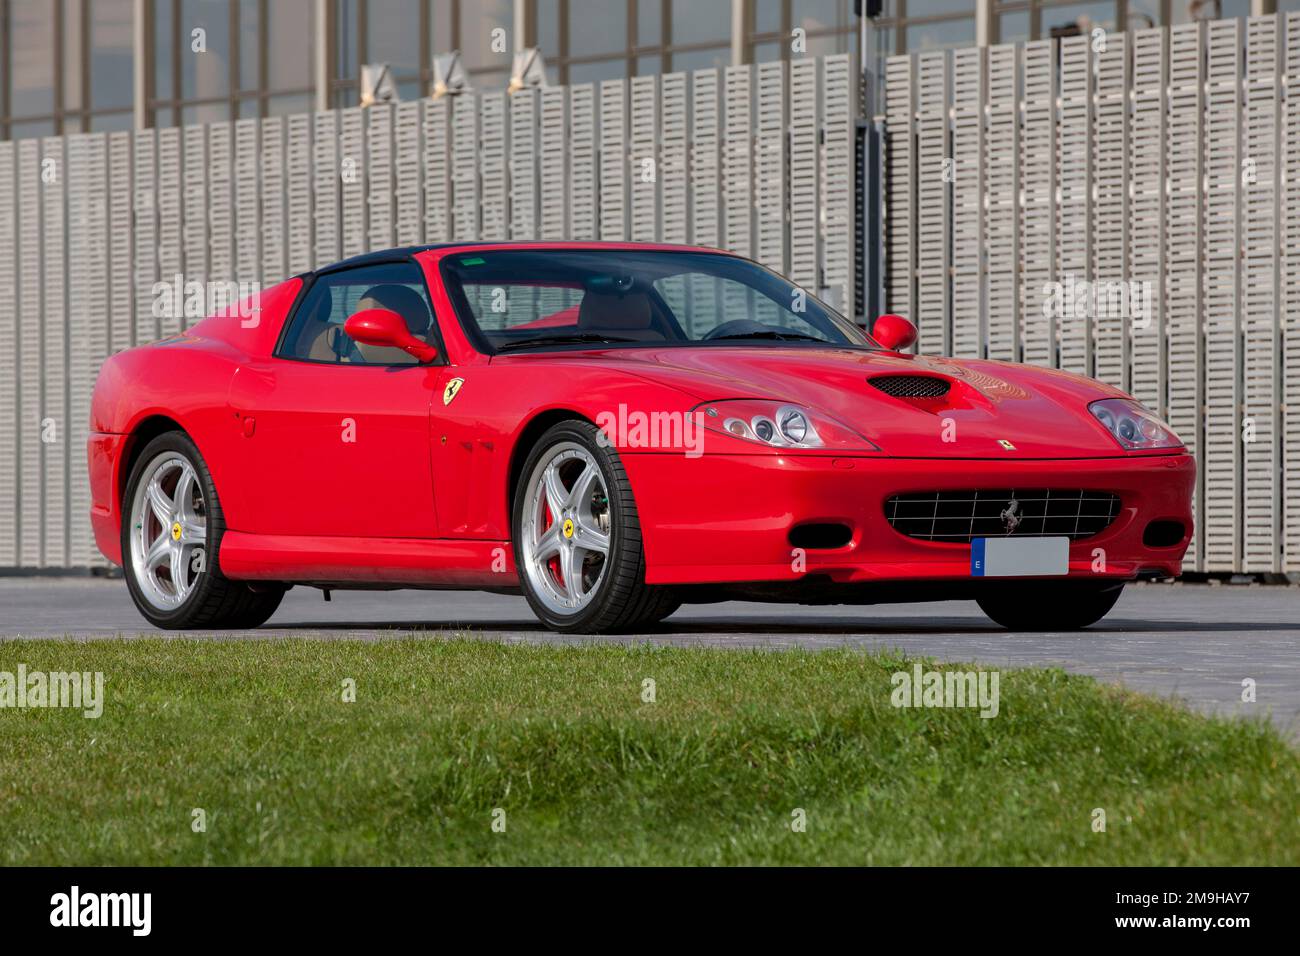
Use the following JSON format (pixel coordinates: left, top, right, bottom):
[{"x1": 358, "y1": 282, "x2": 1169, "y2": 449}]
[
  {"x1": 121, "y1": 431, "x2": 285, "y2": 629},
  {"x1": 512, "y1": 420, "x2": 678, "y2": 633},
  {"x1": 976, "y1": 580, "x2": 1124, "y2": 631}
]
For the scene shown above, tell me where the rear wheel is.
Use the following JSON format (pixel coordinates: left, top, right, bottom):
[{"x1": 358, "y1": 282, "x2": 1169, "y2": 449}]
[
  {"x1": 976, "y1": 580, "x2": 1124, "y2": 631},
  {"x1": 122, "y1": 431, "x2": 285, "y2": 629},
  {"x1": 513, "y1": 420, "x2": 678, "y2": 633}
]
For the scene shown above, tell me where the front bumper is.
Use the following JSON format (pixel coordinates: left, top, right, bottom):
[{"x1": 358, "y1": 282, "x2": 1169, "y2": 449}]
[{"x1": 623, "y1": 452, "x2": 1194, "y2": 586}]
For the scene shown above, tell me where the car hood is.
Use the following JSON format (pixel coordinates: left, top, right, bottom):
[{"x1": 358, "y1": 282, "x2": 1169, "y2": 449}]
[{"x1": 567, "y1": 345, "x2": 1137, "y2": 458}]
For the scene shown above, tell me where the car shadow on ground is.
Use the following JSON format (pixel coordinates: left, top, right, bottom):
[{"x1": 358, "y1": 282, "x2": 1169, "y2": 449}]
[{"x1": 248, "y1": 616, "x2": 1300, "y2": 636}]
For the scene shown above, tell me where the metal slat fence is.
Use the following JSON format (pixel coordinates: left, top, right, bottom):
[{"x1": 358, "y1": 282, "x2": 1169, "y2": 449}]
[
  {"x1": 884, "y1": 14, "x2": 1300, "y2": 575},
  {"x1": 0, "y1": 55, "x2": 856, "y2": 569}
]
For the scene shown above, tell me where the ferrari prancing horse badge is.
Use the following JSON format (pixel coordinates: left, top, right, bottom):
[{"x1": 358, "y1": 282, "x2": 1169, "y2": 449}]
[{"x1": 443, "y1": 377, "x2": 465, "y2": 405}]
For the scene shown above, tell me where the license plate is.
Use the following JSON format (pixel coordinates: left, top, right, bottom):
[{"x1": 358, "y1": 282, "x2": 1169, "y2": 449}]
[{"x1": 971, "y1": 536, "x2": 1069, "y2": 577}]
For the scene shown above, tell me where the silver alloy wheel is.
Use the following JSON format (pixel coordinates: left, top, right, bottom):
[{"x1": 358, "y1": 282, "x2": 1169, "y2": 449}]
[
  {"x1": 128, "y1": 451, "x2": 208, "y2": 611},
  {"x1": 520, "y1": 442, "x2": 612, "y2": 615}
]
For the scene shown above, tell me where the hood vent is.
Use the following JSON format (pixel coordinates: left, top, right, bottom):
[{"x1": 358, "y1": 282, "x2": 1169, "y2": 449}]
[{"x1": 868, "y1": 374, "x2": 950, "y2": 399}]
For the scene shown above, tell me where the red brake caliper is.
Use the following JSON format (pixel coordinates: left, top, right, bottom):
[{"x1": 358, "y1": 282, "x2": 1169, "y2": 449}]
[{"x1": 543, "y1": 496, "x2": 563, "y2": 587}]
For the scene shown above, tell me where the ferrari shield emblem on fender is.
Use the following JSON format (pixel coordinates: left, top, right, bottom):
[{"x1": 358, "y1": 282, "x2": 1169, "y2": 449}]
[
  {"x1": 443, "y1": 377, "x2": 465, "y2": 405},
  {"x1": 997, "y1": 439, "x2": 1016, "y2": 451}
]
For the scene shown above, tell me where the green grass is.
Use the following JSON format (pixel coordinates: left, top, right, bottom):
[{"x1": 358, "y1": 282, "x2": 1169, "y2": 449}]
[{"x1": 0, "y1": 638, "x2": 1296, "y2": 865}]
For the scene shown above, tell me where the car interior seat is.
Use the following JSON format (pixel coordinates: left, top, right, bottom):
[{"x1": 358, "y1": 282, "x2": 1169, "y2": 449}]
[{"x1": 576, "y1": 291, "x2": 666, "y2": 342}]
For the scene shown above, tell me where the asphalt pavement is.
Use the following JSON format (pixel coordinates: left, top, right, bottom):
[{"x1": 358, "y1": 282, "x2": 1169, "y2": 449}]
[{"x1": 1, "y1": 576, "x2": 1296, "y2": 736}]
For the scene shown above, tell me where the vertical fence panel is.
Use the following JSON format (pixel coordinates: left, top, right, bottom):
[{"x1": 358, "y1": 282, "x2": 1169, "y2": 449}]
[
  {"x1": 480, "y1": 93, "x2": 510, "y2": 240},
  {"x1": 107, "y1": 133, "x2": 134, "y2": 352},
  {"x1": 132, "y1": 130, "x2": 158, "y2": 344},
  {"x1": 884, "y1": 54, "x2": 914, "y2": 319},
  {"x1": 1092, "y1": 33, "x2": 1129, "y2": 392},
  {"x1": 509, "y1": 90, "x2": 539, "y2": 241},
  {"x1": 569, "y1": 84, "x2": 597, "y2": 240},
  {"x1": 367, "y1": 104, "x2": 395, "y2": 251},
  {"x1": 1129, "y1": 28, "x2": 1166, "y2": 416},
  {"x1": 312, "y1": 113, "x2": 340, "y2": 266},
  {"x1": 915, "y1": 52, "x2": 949, "y2": 355},
  {"x1": 0, "y1": 144, "x2": 14, "y2": 566},
  {"x1": 422, "y1": 100, "x2": 451, "y2": 242},
  {"x1": 789, "y1": 59, "x2": 820, "y2": 293},
  {"x1": 756, "y1": 61, "x2": 787, "y2": 276},
  {"x1": 68, "y1": 134, "x2": 108, "y2": 566},
  {"x1": 208, "y1": 123, "x2": 234, "y2": 286},
  {"x1": 951, "y1": 46, "x2": 984, "y2": 358},
  {"x1": 1020, "y1": 41, "x2": 1055, "y2": 367},
  {"x1": 157, "y1": 127, "x2": 184, "y2": 337},
  {"x1": 235, "y1": 119, "x2": 260, "y2": 287},
  {"x1": 260, "y1": 118, "x2": 286, "y2": 284},
  {"x1": 182, "y1": 126, "x2": 208, "y2": 328},
  {"x1": 661, "y1": 72, "x2": 689, "y2": 245},
  {"x1": 723, "y1": 66, "x2": 753, "y2": 261},
  {"x1": 340, "y1": 107, "x2": 368, "y2": 256},
  {"x1": 540, "y1": 87, "x2": 569, "y2": 239},
  {"x1": 822, "y1": 55, "x2": 855, "y2": 317},
  {"x1": 1057, "y1": 37, "x2": 1092, "y2": 375},
  {"x1": 451, "y1": 96, "x2": 480, "y2": 240},
  {"x1": 599, "y1": 79, "x2": 628, "y2": 240},
  {"x1": 17, "y1": 140, "x2": 40, "y2": 567},
  {"x1": 1203, "y1": 18, "x2": 1242, "y2": 572},
  {"x1": 285, "y1": 115, "x2": 314, "y2": 275},
  {"x1": 1285, "y1": 13, "x2": 1300, "y2": 573},
  {"x1": 1243, "y1": 16, "x2": 1283, "y2": 573},
  {"x1": 985, "y1": 45, "x2": 1019, "y2": 363},
  {"x1": 1166, "y1": 22, "x2": 1206, "y2": 571},
  {"x1": 690, "y1": 70, "x2": 721, "y2": 249},
  {"x1": 630, "y1": 75, "x2": 660, "y2": 242},
  {"x1": 41, "y1": 137, "x2": 67, "y2": 567},
  {"x1": 394, "y1": 101, "x2": 424, "y2": 246}
]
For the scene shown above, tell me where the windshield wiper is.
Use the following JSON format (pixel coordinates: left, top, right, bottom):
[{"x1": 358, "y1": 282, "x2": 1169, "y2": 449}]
[
  {"x1": 709, "y1": 330, "x2": 827, "y2": 343},
  {"x1": 495, "y1": 332, "x2": 641, "y2": 352}
]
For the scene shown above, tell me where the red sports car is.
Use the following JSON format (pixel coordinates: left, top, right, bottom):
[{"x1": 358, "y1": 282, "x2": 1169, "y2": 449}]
[{"x1": 89, "y1": 242, "x2": 1194, "y2": 633}]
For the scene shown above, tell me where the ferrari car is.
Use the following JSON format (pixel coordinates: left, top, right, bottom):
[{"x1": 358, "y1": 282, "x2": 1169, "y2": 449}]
[{"x1": 89, "y1": 242, "x2": 1194, "y2": 633}]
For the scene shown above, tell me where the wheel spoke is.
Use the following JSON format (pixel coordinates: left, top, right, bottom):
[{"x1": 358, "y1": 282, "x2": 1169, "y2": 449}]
[
  {"x1": 533, "y1": 523, "x2": 562, "y2": 562},
  {"x1": 559, "y1": 545, "x2": 584, "y2": 602},
  {"x1": 573, "y1": 516, "x2": 609, "y2": 556},
  {"x1": 169, "y1": 544, "x2": 188, "y2": 595},
  {"x1": 178, "y1": 517, "x2": 206, "y2": 545},
  {"x1": 543, "y1": 464, "x2": 569, "y2": 519},
  {"x1": 569, "y1": 462, "x2": 599, "y2": 510},
  {"x1": 174, "y1": 465, "x2": 200, "y2": 522},
  {"x1": 144, "y1": 532, "x2": 171, "y2": 571},
  {"x1": 146, "y1": 477, "x2": 173, "y2": 526}
]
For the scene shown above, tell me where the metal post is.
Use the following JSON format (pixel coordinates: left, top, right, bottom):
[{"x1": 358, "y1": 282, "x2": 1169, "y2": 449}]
[
  {"x1": 514, "y1": 0, "x2": 529, "y2": 52},
  {"x1": 731, "y1": 0, "x2": 746, "y2": 67},
  {"x1": 133, "y1": 0, "x2": 148, "y2": 129},
  {"x1": 976, "y1": 0, "x2": 996, "y2": 47},
  {"x1": 314, "y1": 0, "x2": 330, "y2": 112}
]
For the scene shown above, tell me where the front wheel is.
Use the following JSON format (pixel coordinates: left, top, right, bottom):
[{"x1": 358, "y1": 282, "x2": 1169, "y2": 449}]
[
  {"x1": 121, "y1": 431, "x2": 285, "y2": 629},
  {"x1": 512, "y1": 420, "x2": 678, "y2": 633},
  {"x1": 976, "y1": 580, "x2": 1124, "y2": 631}
]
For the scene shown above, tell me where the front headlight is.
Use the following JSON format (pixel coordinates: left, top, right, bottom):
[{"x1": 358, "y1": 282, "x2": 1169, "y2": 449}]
[
  {"x1": 1088, "y1": 398, "x2": 1183, "y2": 450},
  {"x1": 693, "y1": 399, "x2": 879, "y2": 451}
]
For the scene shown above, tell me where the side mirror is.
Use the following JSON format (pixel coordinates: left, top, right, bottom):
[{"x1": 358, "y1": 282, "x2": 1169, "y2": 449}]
[
  {"x1": 871, "y1": 313, "x2": 918, "y2": 352},
  {"x1": 343, "y1": 308, "x2": 439, "y2": 363}
]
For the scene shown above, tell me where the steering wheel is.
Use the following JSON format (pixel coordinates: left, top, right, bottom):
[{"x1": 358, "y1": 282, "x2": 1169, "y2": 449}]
[{"x1": 703, "y1": 319, "x2": 772, "y2": 340}]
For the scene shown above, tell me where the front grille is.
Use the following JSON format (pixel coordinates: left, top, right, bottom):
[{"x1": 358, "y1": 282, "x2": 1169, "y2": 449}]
[
  {"x1": 869, "y1": 374, "x2": 951, "y2": 399},
  {"x1": 885, "y1": 489, "x2": 1121, "y2": 542}
]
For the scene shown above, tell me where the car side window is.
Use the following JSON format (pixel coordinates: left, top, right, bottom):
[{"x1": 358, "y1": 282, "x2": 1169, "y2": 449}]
[{"x1": 279, "y1": 261, "x2": 441, "y2": 366}]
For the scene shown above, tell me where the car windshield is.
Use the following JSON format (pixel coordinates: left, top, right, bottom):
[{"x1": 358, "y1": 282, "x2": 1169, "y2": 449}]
[{"x1": 439, "y1": 249, "x2": 877, "y2": 353}]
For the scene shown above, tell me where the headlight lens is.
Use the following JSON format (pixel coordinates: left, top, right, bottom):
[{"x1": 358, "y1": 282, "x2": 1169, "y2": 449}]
[
  {"x1": 1088, "y1": 398, "x2": 1182, "y2": 450},
  {"x1": 695, "y1": 400, "x2": 878, "y2": 451}
]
